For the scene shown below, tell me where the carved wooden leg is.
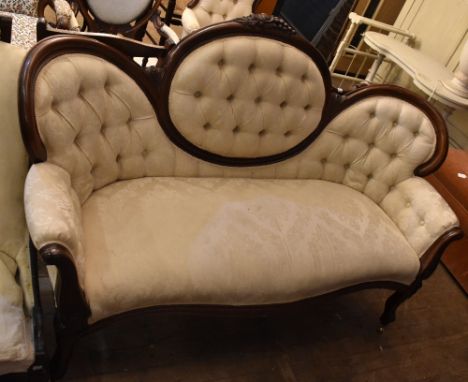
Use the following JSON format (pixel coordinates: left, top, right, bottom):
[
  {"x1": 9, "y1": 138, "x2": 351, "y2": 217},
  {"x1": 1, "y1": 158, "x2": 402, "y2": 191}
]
[
  {"x1": 50, "y1": 326, "x2": 80, "y2": 381},
  {"x1": 380, "y1": 278, "x2": 422, "y2": 325}
]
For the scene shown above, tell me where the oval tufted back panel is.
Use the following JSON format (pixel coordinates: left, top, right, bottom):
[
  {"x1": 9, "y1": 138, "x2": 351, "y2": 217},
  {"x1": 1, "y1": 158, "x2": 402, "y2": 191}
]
[
  {"x1": 168, "y1": 35, "x2": 327, "y2": 158},
  {"x1": 190, "y1": 0, "x2": 255, "y2": 28},
  {"x1": 34, "y1": 53, "x2": 162, "y2": 203}
]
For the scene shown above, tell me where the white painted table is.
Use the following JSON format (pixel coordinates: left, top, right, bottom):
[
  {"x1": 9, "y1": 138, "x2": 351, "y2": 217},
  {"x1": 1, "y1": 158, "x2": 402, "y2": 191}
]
[{"x1": 363, "y1": 31, "x2": 468, "y2": 111}]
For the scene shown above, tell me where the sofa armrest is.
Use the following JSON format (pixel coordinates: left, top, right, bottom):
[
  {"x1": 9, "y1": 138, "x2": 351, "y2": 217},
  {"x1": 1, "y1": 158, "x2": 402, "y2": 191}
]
[
  {"x1": 380, "y1": 177, "x2": 460, "y2": 257},
  {"x1": 181, "y1": 8, "x2": 200, "y2": 36},
  {"x1": 24, "y1": 163, "x2": 84, "y2": 272}
]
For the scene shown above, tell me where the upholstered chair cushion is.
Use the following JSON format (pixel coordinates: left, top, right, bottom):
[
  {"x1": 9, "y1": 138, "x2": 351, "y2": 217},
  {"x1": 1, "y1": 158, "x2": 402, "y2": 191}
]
[
  {"x1": 0, "y1": 41, "x2": 33, "y2": 374},
  {"x1": 182, "y1": 0, "x2": 254, "y2": 35},
  {"x1": 80, "y1": 177, "x2": 421, "y2": 322}
]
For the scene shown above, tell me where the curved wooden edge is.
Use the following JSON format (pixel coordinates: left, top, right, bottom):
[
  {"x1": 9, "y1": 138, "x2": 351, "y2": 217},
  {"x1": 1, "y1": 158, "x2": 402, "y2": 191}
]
[
  {"x1": 18, "y1": 35, "x2": 160, "y2": 163},
  {"x1": 39, "y1": 243, "x2": 91, "y2": 330},
  {"x1": 326, "y1": 84, "x2": 449, "y2": 177},
  {"x1": 156, "y1": 14, "x2": 333, "y2": 167},
  {"x1": 419, "y1": 227, "x2": 464, "y2": 280}
]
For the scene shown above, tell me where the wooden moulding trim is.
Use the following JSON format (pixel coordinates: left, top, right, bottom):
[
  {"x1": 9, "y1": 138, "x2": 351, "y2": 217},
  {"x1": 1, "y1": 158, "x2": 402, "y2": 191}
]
[
  {"x1": 325, "y1": 84, "x2": 449, "y2": 177},
  {"x1": 156, "y1": 15, "x2": 333, "y2": 167},
  {"x1": 419, "y1": 227, "x2": 463, "y2": 280},
  {"x1": 86, "y1": 280, "x2": 405, "y2": 331},
  {"x1": 18, "y1": 35, "x2": 160, "y2": 163}
]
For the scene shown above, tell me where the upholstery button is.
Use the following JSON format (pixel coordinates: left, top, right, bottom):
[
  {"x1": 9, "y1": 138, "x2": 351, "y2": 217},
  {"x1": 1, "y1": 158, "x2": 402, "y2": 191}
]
[
  {"x1": 389, "y1": 185, "x2": 395, "y2": 191},
  {"x1": 368, "y1": 174, "x2": 373, "y2": 180},
  {"x1": 370, "y1": 112, "x2": 375, "y2": 118},
  {"x1": 301, "y1": 74, "x2": 307, "y2": 82},
  {"x1": 203, "y1": 122, "x2": 211, "y2": 130},
  {"x1": 391, "y1": 153, "x2": 397, "y2": 158},
  {"x1": 194, "y1": 91, "x2": 202, "y2": 98},
  {"x1": 280, "y1": 101, "x2": 287, "y2": 108},
  {"x1": 343, "y1": 134, "x2": 350, "y2": 140},
  {"x1": 258, "y1": 129, "x2": 267, "y2": 136},
  {"x1": 142, "y1": 149, "x2": 148, "y2": 157},
  {"x1": 413, "y1": 131, "x2": 419, "y2": 137},
  {"x1": 233, "y1": 0, "x2": 238, "y2": 3},
  {"x1": 304, "y1": 104, "x2": 311, "y2": 111},
  {"x1": 255, "y1": 96, "x2": 262, "y2": 104},
  {"x1": 320, "y1": 158, "x2": 327, "y2": 164},
  {"x1": 116, "y1": 154, "x2": 121, "y2": 161},
  {"x1": 233, "y1": 126, "x2": 240, "y2": 133},
  {"x1": 248, "y1": 63, "x2": 255, "y2": 73},
  {"x1": 284, "y1": 130, "x2": 292, "y2": 137},
  {"x1": 226, "y1": 94, "x2": 234, "y2": 102},
  {"x1": 392, "y1": 121, "x2": 398, "y2": 127},
  {"x1": 420, "y1": 220, "x2": 425, "y2": 226},
  {"x1": 406, "y1": 201, "x2": 411, "y2": 207},
  {"x1": 344, "y1": 163, "x2": 350, "y2": 169},
  {"x1": 369, "y1": 143, "x2": 374, "y2": 149},
  {"x1": 218, "y1": 59, "x2": 225, "y2": 68},
  {"x1": 276, "y1": 67, "x2": 282, "y2": 76}
]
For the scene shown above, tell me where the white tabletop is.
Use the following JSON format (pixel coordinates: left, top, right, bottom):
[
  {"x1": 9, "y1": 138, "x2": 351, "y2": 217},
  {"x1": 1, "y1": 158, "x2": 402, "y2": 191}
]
[{"x1": 364, "y1": 31, "x2": 468, "y2": 110}]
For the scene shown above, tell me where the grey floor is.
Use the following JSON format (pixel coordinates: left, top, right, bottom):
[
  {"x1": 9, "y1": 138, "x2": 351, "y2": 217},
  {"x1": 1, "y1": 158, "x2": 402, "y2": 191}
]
[{"x1": 55, "y1": 266, "x2": 468, "y2": 382}]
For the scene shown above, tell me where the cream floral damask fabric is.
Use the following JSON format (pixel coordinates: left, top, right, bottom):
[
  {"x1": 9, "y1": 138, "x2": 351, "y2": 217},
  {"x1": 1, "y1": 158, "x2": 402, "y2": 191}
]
[
  {"x1": 0, "y1": 0, "x2": 38, "y2": 16},
  {"x1": 0, "y1": 11, "x2": 37, "y2": 48}
]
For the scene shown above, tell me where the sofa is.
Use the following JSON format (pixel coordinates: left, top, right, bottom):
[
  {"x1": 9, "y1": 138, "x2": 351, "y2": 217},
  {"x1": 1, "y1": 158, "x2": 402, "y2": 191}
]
[{"x1": 18, "y1": 15, "x2": 462, "y2": 379}]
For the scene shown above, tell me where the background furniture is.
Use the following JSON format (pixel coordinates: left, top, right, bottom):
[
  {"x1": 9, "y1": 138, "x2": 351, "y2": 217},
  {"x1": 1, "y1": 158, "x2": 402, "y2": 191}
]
[
  {"x1": 38, "y1": 0, "x2": 163, "y2": 41},
  {"x1": 329, "y1": 12, "x2": 415, "y2": 87},
  {"x1": 19, "y1": 16, "x2": 461, "y2": 379},
  {"x1": 181, "y1": 0, "x2": 260, "y2": 36}
]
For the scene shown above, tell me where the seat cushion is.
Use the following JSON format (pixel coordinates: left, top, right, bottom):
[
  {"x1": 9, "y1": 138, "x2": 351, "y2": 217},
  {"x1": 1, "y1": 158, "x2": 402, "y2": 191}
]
[{"x1": 81, "y1": 178, "x2": 420, "y2": 323}]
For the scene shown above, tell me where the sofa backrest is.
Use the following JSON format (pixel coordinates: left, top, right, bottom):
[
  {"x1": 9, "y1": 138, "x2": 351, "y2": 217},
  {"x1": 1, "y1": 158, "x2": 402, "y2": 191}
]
[
  {"x1": 19, "y1": 15, "x2": 447, "y2": 205},
  {"x1": 186, "y1": 0, "x2": 259, "y2": 29}
]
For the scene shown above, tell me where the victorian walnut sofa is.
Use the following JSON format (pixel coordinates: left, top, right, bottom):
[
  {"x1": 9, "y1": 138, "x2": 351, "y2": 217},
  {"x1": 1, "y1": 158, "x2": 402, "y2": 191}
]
[{"x1": 19, "y1": 15, "x2": 462, "y2": 379}]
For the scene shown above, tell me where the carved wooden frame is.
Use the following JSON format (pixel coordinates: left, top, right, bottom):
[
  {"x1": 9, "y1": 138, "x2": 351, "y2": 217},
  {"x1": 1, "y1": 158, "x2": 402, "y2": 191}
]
[{"x1": 17, "y1": 15, "x2": 463, "y2": 380}]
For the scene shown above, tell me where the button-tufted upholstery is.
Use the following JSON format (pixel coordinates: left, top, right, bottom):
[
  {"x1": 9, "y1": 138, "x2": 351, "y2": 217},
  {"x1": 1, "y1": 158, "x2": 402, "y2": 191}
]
[
  {"x1": 22, "y1": 30, "x2": 460, "y2": 327},
  {"x1": 182, "y1": 0, "x2": 255, "y2": 35},
  {"x1": 169, "y1": 36, "x2": 326, "y2": 157}
]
